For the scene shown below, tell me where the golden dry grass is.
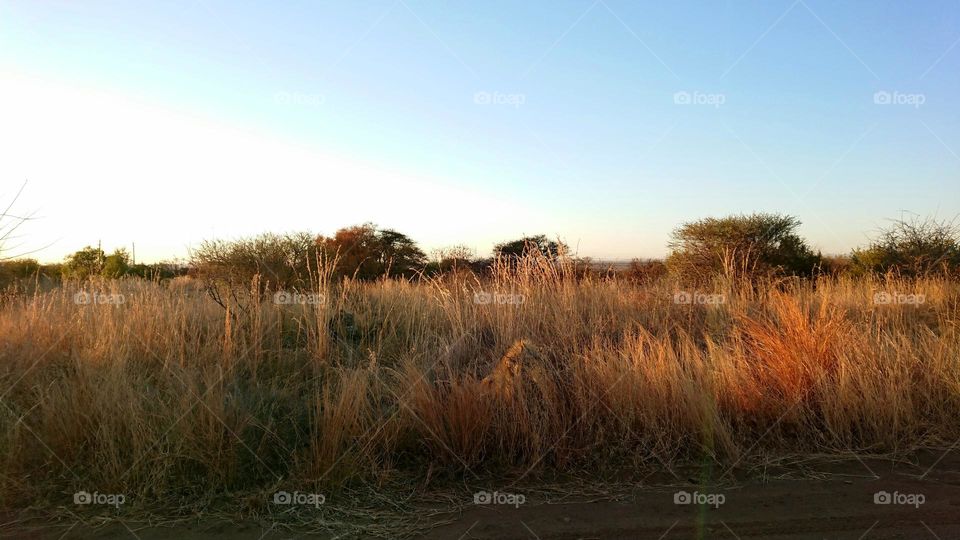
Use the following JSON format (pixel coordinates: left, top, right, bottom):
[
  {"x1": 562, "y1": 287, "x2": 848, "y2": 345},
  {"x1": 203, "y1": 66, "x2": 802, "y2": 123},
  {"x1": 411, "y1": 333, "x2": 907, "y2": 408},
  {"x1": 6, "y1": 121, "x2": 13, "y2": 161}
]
[{"x1": 1, "y1": 257, "x2": 958, "y2": 519}]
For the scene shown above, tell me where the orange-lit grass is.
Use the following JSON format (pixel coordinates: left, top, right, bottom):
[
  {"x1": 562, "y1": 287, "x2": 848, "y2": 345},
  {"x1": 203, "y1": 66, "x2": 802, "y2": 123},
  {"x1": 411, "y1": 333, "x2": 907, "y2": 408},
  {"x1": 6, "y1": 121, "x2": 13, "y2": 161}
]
[{"x1": 0, "y1": 263, "x2": 958, "y2": 510}]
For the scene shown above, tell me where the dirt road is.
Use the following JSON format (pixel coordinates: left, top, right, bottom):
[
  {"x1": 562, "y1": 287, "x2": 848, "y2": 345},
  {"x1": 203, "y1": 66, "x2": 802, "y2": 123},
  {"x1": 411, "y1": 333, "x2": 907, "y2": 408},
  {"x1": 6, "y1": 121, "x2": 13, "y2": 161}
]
[{"x1": 9, "y1": 455, "x2": 960, "y2": 539}]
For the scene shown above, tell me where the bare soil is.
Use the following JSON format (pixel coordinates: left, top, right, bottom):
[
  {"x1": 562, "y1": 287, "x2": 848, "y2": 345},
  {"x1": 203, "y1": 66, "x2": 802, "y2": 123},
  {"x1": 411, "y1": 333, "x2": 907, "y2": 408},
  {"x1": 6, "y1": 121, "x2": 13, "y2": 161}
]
[{"x1": 7, "y1": 453, "x2": 960, "y2": 539}]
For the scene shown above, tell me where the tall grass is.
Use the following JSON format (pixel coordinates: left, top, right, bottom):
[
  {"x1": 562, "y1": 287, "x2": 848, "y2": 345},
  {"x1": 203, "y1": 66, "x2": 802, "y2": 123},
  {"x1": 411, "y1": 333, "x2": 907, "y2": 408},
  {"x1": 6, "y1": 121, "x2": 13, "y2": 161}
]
[{"x1": 1, "y1": 259, "x2": 958, "y2": 511}]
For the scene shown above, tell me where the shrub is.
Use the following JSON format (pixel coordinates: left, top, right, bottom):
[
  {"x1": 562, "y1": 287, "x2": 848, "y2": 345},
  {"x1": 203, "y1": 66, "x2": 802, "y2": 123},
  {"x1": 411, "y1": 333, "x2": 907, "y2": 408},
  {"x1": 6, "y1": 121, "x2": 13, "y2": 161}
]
[
  {"x1": 493, "y1": 234, "x2": 568, "y2": 259},
  {"x1": 101, "y1": 249, "x2": 131, "y2": 278},
  {"x1": 61, "y1": 247, "x2": 136, "y2": 279},
  {"x1": 426, "y1": 245, "x2": 478, "y2": 276},
  {"x1": 0, "y1": 258, "x2": 40, "y2": 288},
  {"x1": 666, "y1": 213, "x2": 820, "y2": 282},
  {"x1": 623, "y1": 258, "x2": 668, "y2": 283},
  {"x1": 190, "y1": 232, "x2": 318, "y2": 290},
  {"x1": 127, "y1": 261, "x2": 190, "y2": 281},
  {"x1": 316, "y1": 223, "x2": 426, "y2": 280},
  {"x1": 851, "y1": 216, "x2": 960, "y2": 277},
  {"x1": 817, "y1": 254, "x2": 853, "y2": 277},
  {"x1": 62, "y1": 246, "x2": 106, "y2": 280}
]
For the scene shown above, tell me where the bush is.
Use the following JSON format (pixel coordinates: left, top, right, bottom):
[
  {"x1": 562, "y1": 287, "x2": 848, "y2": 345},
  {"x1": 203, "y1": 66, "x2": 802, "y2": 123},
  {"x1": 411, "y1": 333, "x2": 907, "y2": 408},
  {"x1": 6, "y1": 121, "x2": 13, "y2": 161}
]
[
  {"x1": 101, "y1": 249, "x2": 131, "y2": 278},
  {"x1": 316, "y1": 223, "x2": 426, "y2": 280},
  {"x1": 0, "y1": 258, "x2": 40, "y2": 288},
  {"x1": 62, "y1": 246, "x2": 105, "y2": 280},
  {"x1": 190, "y1": 232, "x2": 318, "y2": 291},
  {"x1": 493, "y1": 235, "x2": 568, "y2": 259},
  {"x1": 127, "y1": 262, "x2": 190, "y2": 281},
  {"x1": 851, "y1": 216, "x2": 960, "y2": 277},
  {"x1": 62, "y1": 247, "x2": 133, "y2": 279},
  {"x1": 667, "y1": 213, "x2": 820, "y2": 282},
  {"x1": 623, "y1": 258, "x2": 668, "y2": 283},
  {"x1": 425, "y1": 245, "x2": 478, "y2": 277},
  {"x1": 817, "y1": 254, "x2": 853, "y2": 277}
]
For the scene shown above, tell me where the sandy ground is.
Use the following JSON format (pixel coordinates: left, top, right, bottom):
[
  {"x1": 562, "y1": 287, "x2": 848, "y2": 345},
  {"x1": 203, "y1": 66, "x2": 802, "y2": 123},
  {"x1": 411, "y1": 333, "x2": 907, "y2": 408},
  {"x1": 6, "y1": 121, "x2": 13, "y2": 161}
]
[{"x1": 8, "y1": 453, "x2": 960, "y2": 539}]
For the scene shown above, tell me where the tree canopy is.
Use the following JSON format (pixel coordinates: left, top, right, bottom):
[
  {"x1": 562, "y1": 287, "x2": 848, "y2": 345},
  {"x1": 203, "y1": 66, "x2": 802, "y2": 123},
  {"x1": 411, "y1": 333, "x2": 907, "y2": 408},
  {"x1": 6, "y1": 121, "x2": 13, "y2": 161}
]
[
  {"x1": 851, "y1": 216, "x2": 960, "y2": 277},
  {"x1": 666, "y1": 213, "x2": 820, "y2": 281},
  {"x1": 190, "y1": 232, "x2": 317, "y2": 290},
  {"x1": 317, "y1": 223, "x2": 426, "y2": 280},
  {"x1": 493, "y1": 235, "x2": 568, "y2": 259}
]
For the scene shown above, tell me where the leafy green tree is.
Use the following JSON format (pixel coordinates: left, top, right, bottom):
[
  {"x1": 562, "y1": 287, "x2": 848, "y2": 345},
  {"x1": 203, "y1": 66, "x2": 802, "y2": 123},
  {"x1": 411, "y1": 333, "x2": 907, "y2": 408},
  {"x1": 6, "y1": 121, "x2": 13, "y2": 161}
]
[
  {"x1": 377, "y1": 228, "x2": 428, "y2": 276},
  {"x1": 667, "y1": 213, "x2": 820, "y2": 281},
  {"x1": 62, "y1": 246, "x2": 105, "y2": 280},
  {"x1": 101, "y1": 249, "x2": 131, "y2": 278}
]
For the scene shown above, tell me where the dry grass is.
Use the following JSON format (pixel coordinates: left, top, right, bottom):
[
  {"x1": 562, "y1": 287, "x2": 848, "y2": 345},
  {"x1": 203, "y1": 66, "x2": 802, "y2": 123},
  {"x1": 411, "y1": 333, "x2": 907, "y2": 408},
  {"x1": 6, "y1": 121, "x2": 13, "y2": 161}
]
[{"x1": 1, "y1": 258, "x2": 958, "y2": 528}]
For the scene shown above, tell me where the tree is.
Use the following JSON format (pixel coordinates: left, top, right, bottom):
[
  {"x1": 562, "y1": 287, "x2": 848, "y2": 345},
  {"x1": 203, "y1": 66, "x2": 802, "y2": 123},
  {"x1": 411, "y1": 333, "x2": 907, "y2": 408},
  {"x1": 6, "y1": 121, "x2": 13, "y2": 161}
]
[
  {"x1": 0, "y1": 181, "x2": 36, "y2": 261},
  {"x1": 427, "y1": 245, "x2": 476, "y2": 275},
  {"x1": 101, "y1": 249, "x2": 131, "y2": 278},
  {"x1": 190, "y1": 232, "x2": 317, "y2": 290},
  {"x1": 316, "y1": 223, "x2": 426, "y2": 280},
  {"x1": 493, "y1": 235, "x2": 568, "y2": 259},
  {"x1": 375, "y1": 228, "x2": 428, "y2": 276},
  {"x1": 667, "y1": 213, "x2": 820, "y2": 281},
  {"x1": 851, "y1": 215, "x2": 960, "y2": 277},
  {"x1": 62, "y1": 246, "x2": 106, "y2": 280}
]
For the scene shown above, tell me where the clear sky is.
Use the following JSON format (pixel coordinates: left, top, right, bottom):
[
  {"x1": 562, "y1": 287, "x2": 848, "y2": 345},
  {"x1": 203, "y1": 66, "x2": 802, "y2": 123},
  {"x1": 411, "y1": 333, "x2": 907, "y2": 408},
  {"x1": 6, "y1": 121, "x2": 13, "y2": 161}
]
[{"x1": 1, "y1": 0, "x2": 958, "y2": 263}]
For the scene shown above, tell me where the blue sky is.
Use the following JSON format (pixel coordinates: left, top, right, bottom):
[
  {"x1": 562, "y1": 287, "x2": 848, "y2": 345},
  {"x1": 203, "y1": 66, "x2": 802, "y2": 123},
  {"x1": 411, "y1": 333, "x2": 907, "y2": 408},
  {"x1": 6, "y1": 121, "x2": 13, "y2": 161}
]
[{"x1": 1, "y1": 0, "x2": 958, "y2": 262}]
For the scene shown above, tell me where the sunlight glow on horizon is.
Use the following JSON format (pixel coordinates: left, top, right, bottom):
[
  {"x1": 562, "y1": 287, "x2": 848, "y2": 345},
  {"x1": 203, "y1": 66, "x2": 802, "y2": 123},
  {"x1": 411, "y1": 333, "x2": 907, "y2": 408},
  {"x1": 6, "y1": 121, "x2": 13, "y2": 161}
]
[{"x1": 1, "y1": 70, "x2": 560, "y2": 264}]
